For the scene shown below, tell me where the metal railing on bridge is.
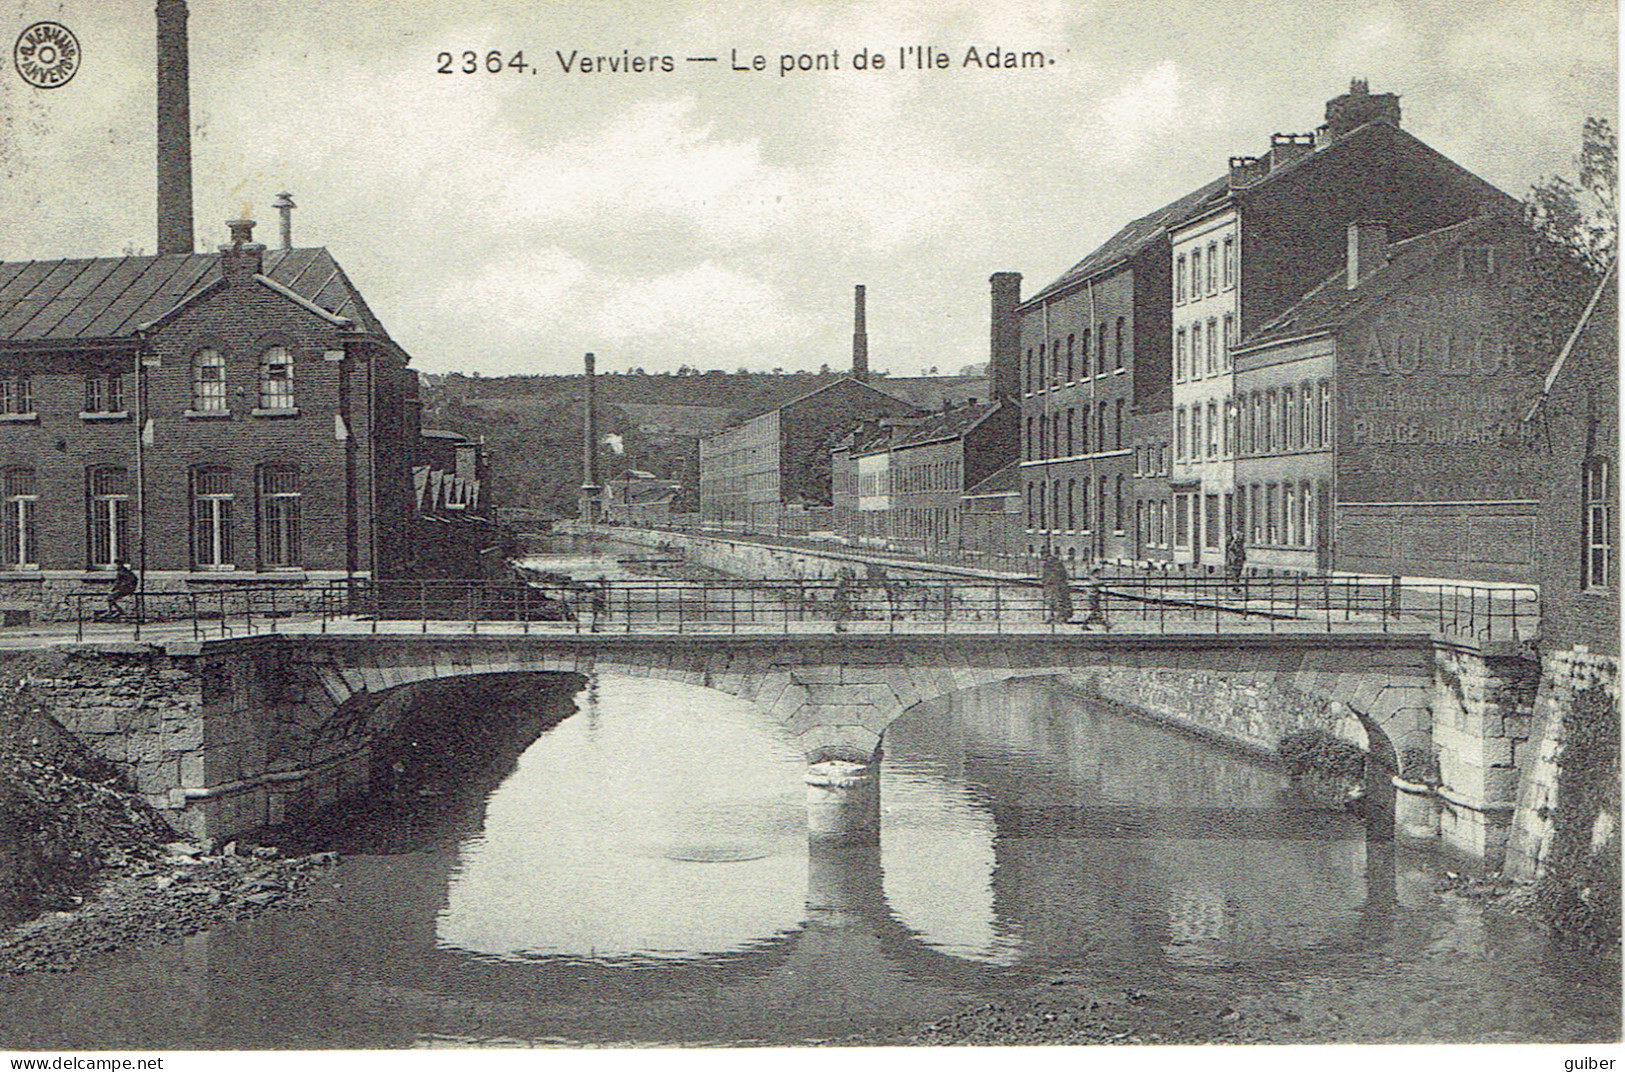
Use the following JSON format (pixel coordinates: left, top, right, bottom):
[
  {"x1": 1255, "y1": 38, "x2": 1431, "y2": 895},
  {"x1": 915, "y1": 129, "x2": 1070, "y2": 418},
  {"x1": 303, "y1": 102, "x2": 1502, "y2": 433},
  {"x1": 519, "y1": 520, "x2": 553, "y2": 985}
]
[{"x1": 68, "y1": 574, "x2": 1537, "y2": 643}]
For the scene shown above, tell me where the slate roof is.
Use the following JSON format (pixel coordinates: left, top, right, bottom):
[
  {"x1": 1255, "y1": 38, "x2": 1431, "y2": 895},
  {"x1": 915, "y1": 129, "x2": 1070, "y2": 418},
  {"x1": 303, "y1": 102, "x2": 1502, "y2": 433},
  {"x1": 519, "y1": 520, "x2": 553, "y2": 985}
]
[
  {"x1": 1027, "y1": 175, "x2": 1229, "y2": 304},
  {"x1": 893, "y1": 400, "x2": 1004, "y2": 450},
  {"x1": 1235, "y1": 215, "x2": 1497, "y2": 352},
  {"x1": 0, "y1": 247, "x2": 388, "y2": 345}
]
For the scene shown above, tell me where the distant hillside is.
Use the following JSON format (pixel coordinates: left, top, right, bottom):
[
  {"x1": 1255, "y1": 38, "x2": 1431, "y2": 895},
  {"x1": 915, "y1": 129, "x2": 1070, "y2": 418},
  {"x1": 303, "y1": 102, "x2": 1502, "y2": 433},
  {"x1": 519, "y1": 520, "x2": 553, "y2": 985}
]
[{"x1": 423, "y1": 370, "x2": 992, "y2": 517}]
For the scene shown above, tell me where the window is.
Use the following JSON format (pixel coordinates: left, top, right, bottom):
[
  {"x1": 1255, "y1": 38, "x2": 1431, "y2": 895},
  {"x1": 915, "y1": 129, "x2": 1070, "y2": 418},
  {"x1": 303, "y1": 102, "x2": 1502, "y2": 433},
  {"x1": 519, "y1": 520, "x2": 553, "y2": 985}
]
[
  {"x1": 1115, "y1": 317, "x2": 1125, "y2": 370},
  {"x1": 192, "y1": 349, "x2": 227, "y2": 412},
  {"x1": 259, "y1": 347, "x2": 295, "y2": 410},
  {"x1": 1024, "y1": 349, "x2": 1033, "y2": 394},
  {"x1": 1115, "y1": 398, "x2": 1124, "y2": 450},
  {"x1": 1206, "y1": 241, "x2": 1218, "y2": 293},
  {"x1": 84, "y1": 373, "x2": 123, "y2": 414},
  {"x1": 1066, "y1": 408, "x2": 1076, "y2": 457},
  {"x1": 1081, "y1": 329, "x2": 1091, "y2": 378},
  {"x1": 1301, "y1": 382, "x2": 1315, "y2": 450},
  {"x1": 1025, "y1": 417, "x2": 1034, "y2": 459},
  {"x1": 1115, "y1": 475, "x2": 1125, "y2": 531},
  {"x1": 1176, "y1": 256, "x2": 1187, "y2": 303},
  {"x1": 192, "y1": 468, "x2": 234, "y2": 569},
  {"x1": 259, "y1": 465, "x2": 301, "y2": 568},
  {"x1": 87, "y1": 466, "x2": 130, "y2": 569},
  {"x1": 1585, "y1": 457, "x2": 1614, "y2": 590},
  {"x1": 1176, "y1": 408, "x2": 1187, "y2": 461},
  {"x1": 1191, "y1": 323, "x2": 1202, "y2": 377},
  {"x1": 1285, "y1": 483, "x2": 1297, "y2": 545},
  {"x1": 1097, "y1": 323, "x2": 1107, "y2": 374},
  {"x1": 1223, "y1": 236, "x2": 1236, "y2": 288},
  {"x1": 1222, "y1": 397, "x2": 1233, "y2": 456},
  {"x1": 1067, "y1": 479, "x2": 1076, "y2": 530},
  {"x1": 1276, "y1": 389, "x2": 1289, "y2": 451},
  {"x1": 1066, "y1": 335, "x2": 1075, "y2": 382},
  {"x1": 1205, "y1": 493, "x2": 1220, "y2": 549},
  {"x1": 1097, "y1": 401, "x2": 1107, "y2": 457},
  {"x1": 1206, "y1": 318, "x2": 1218, "y2": 375},
  {"x1": 1250, "y1": 485, "x2": 1263, "y2": 542},
  {"x1": 1098, "y1": 474, "x2": 1108, "y2": 533},
  {"x1": 1174, "y1": 493, "x2": 1190, "y2": 547},
  {"x1": 1052, "y1": 339, "x2": 1062, "y2": 386},
  {"x1": 1318, "y1": 380, "x2": 1333, "y2": 447},
  {"x1": 1223, "y1": 314, "x2": 1235, "y2": 370},
  {"x1": 1283, "y1": 387, "x2": 1297, "y2": 449},
  {"x1": 1190, "y1": 249, "x2": 1202, "y2": 300},
  {"x1": 2, "y1": 468, "x2": 36, "y2": 568},
  {"x1": 1, "y1": 376, "x2": 32, "y2": 416},
  {"x1": 1176, "y1": 329, "x2": 1188, "y2": 381},
  {"x1": 1304, "y1": 481, "x2": 1318, "y2": 549},
  {"x1": 1266, "y1": 483, "x2": 1279, "y2": 544},
  {"x1": 1206, "y1": 401, "x2": 1217, "y2": 458}
]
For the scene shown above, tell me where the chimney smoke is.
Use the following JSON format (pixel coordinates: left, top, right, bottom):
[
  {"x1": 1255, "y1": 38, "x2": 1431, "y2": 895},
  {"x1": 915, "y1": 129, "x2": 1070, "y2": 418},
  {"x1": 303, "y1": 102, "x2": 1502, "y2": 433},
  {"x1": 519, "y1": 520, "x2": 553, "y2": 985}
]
[
  {"x1": 852, "y1": 284, "x2": 869, "y2": 382},
  {"x1": 156, "y1": 0, "x2": 195, "y2": 255}
]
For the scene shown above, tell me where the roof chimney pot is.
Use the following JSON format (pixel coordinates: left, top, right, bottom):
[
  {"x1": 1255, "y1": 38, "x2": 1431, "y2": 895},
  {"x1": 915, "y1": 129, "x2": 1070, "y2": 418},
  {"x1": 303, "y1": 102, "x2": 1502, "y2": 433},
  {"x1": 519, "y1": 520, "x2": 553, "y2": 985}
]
[
  {"x1": 272, "y1": 191, "x2": 296, "y2": 250},
  {"x1": 219, "y1": 219, "x2": 264, "y2": 281}
]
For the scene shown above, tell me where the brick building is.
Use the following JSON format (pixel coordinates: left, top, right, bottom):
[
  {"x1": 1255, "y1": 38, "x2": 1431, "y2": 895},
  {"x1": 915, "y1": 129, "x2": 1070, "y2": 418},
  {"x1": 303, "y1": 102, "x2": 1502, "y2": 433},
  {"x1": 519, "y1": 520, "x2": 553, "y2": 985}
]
[
  {"x1": 1528, "y1": 268, "x2": 1618, "y2": 653},
  {"x1": 1231, "y1": 211, "x2": 1597, "y2": 581},
  {"x1": 0, "y1": 220, "x2": 435, "y2": 617},
  {"x1": 959, "y1": 461, "x2": 1022, "y2": 568},
  {"x1": 1026, "y1": 80, "x2": 1516, "y2": 570},
  {"x1": 699, "y1": 376, "x2": 921, "y2": 535},
  {"x1": 1017, "y1": 180, "x2": 1207, "y2": 563}
]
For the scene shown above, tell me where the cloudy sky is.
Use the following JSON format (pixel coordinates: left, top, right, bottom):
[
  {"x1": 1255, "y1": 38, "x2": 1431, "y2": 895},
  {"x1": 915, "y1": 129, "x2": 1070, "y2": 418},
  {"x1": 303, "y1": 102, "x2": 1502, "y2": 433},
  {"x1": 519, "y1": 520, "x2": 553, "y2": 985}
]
[{"x1": 0, "y1": 0, "x2": 1615, "y2": 376}]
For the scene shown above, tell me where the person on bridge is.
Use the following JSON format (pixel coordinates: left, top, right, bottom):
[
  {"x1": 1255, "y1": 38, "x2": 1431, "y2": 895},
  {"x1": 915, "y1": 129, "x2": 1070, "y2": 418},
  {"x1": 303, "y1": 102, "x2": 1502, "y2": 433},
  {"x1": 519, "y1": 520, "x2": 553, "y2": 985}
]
[
  {"x1": 107, "y1": 562, "x2": 138, "y2": 620},
  {"x1": 1040, "y1": 552, "x2": 1073, "y2": 624},
  {"x1": 1225, "y1": 531, "x2": 1247, "y2": 593},
  {"x1": 1078, "y1": 564, "x2": 1111, "y2": 632}
]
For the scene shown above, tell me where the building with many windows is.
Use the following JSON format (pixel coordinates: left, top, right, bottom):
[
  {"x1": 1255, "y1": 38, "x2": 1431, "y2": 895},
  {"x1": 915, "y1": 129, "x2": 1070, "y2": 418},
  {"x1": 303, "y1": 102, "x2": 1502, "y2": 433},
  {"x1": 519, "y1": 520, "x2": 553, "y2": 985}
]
[
  {"x1": 699, "y1": 377, "x2": 921, "y2": 535},
  {"x1": 1231, "y1": 211, "x2": 1596, "y2": 581},
  {"x1": 0, "y1": 218, "x2": 446, "y2": 617}
]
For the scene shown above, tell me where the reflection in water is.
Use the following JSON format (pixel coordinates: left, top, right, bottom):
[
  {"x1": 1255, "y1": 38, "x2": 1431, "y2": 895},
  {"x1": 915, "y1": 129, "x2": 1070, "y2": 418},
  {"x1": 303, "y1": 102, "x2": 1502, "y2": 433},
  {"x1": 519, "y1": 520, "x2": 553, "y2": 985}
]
[
  {"x1": 0, "y1": 665, "x2": 1615, "y2": 1048},
  {"x1": 439, "y1": 678, "x2": 808, "y2": 962}
]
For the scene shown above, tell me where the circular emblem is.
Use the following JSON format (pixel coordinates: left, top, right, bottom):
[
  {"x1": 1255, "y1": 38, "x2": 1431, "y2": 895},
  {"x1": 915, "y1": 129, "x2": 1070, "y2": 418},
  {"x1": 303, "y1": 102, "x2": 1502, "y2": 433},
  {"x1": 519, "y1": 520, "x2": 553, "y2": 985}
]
[{"x1": 14, "y1": 22, "x2": 80, "y2": 89}]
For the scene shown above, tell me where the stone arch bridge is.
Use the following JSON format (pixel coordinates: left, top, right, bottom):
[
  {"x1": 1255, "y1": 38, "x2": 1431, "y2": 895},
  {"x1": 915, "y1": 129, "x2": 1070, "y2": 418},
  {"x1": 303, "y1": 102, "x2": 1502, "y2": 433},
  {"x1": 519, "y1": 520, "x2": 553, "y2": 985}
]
[{"x1": 15, "y1": 627, "x2": 1536, "y2": 866}]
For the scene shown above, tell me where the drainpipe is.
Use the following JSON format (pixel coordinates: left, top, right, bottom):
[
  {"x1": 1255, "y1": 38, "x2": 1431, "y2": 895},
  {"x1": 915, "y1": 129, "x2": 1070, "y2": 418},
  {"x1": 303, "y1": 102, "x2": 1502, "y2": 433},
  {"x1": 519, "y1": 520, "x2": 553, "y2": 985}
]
[
  {"x1": 133, "y1": 336, "x2": 149, "y2": 591},
  {"x1": 1087, "y1": 281, "x2": 1100, "y2": 565}
]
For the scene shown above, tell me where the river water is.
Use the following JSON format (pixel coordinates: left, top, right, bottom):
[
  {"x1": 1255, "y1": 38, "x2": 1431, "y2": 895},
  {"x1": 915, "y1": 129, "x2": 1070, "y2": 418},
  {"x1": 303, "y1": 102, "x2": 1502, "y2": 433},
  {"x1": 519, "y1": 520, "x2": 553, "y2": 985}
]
[{"x1": 0, "y1": 551, "x2": 1616, "y2": 1047}]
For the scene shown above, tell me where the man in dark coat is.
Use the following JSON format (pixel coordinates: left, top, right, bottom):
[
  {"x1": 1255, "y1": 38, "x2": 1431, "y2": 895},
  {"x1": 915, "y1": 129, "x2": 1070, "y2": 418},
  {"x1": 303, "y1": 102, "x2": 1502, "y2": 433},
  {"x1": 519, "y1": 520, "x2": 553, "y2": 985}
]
[
  {"x1": 108, "y1": 562, "x2": 138, "y2": 620},
  {"x1": 1040, "y1": 552, "x2": 1073, "y2": 624}
]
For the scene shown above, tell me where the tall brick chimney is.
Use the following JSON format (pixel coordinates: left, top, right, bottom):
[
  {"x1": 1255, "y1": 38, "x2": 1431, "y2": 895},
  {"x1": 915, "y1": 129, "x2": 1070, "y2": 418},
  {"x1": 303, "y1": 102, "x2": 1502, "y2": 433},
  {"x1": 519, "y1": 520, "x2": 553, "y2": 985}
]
[
  {"x1": 1346, "y1": 220, "x2": 1389, "y2": 289},
  {"x1": 580, "y1": 352, "x2": 601, "y2": 521},
  {"x1": 989, "y1": 272, "x2": 1022, "y2": 402},
  {"x1": 156, "y1": 0, "x2": 194, "y2": 255},
  {"x1": 852, "y1": 284, "x2": 869, "y2": 382}
]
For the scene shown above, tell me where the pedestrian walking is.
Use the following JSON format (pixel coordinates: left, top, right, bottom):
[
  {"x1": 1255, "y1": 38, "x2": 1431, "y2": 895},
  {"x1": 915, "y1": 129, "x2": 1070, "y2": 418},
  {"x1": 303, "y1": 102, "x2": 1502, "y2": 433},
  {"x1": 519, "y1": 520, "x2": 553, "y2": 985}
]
[
  {"x1": 1225, "y1": 531, "x2": 1247, "y2": 593},
  {"x1": 1079, "y1": 564, "x2": 1111, "y2": 631},
  {"x1": 1040, "y1": 552, "x2": 1073, "y2": 624}
]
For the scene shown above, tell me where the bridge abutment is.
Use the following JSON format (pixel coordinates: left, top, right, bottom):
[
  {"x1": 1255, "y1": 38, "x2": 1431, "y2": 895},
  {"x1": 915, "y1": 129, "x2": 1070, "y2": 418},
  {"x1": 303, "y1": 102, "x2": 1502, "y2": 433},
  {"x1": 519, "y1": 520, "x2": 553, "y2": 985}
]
[{"x1": 805, "y1": 759, "x2": 880, "y2": 844}]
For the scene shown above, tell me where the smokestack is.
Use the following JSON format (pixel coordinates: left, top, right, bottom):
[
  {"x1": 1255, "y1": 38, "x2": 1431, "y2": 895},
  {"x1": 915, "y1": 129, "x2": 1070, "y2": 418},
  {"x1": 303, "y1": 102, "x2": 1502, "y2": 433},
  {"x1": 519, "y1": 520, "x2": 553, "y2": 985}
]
[
  {"x1": 989, "y1": 272, "x2": 1022, "y2": 402},
  {"x1": 581, "y1": 352, "x2": 601, "y2": 522},
  {"x1": 852, "y1": 284, "x2": 869, "y2": 382},
  {"x1": 156, "y1": 0, "x2": 195, "y2": 255},
  {"x1": 272, "y1": 191, "x2": 295, "y2": 250}
]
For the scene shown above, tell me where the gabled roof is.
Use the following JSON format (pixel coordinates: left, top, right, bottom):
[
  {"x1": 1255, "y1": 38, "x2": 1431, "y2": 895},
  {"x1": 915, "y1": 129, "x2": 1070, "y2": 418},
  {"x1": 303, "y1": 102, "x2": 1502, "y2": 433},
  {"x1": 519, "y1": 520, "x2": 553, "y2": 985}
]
[
  {"x1": 735, "y1": 375, "x2": 919, "y2": 424},
  {"x1": 1235, "y1": 213, "x2": 1505, "y2": 352},
  {"x1": 1027, "y1": 176, "x2": 1229, "y2": 305},
  {"x1": 0, "y1": 246, "x2": 388, "y2": 346},
  {"x1": 963, "y1": 460, "x2": 1020, "y2": 498},
  {"x1": 1027, "y1": 119, "x2": 1514, "y2": 308}
]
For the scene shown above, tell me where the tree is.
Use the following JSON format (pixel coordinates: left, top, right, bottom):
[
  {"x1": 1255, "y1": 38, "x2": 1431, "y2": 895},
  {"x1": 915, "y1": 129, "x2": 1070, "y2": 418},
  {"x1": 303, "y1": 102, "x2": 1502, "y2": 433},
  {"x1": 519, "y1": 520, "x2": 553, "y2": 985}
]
[{"x1": 1527, "y1": 117, "x2": 1617, "y2": 273}]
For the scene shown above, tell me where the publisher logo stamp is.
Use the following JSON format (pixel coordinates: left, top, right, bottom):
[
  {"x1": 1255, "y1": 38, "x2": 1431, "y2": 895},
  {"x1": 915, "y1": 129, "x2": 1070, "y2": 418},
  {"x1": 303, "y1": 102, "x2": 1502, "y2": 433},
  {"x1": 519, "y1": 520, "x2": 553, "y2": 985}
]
[{"x1": 14, "y1": 22, "x2": 80, "y2": 89}]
